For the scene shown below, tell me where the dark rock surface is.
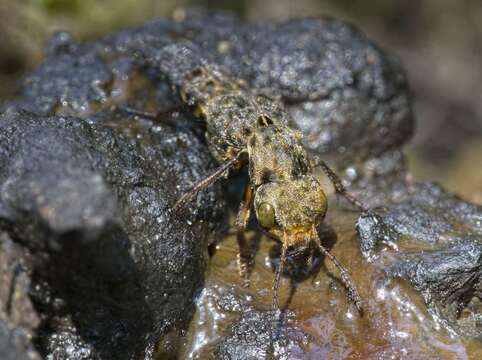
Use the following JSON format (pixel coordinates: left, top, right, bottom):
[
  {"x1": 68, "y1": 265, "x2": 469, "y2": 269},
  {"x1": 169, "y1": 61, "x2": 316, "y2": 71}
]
[
  {"x1": 0, "y1": 232, "x2": 41, "y2": 360},
  {"x1": 0, "y1": 320, "x2": 40, "y2": 360},
  {"x1": 214, "y1": 310, "x2": 305, "y2": 360},
  {"x1": 16, "y1": 10, "x2": 414, "y2": 209},
  {"x1": 182, "y1": 208, "x2": 481, "y2": 359},
  {"x1": 358, "y1": 183, "x2": 482, "y2": 254},
  {"x1": 178, "y1": 279, "x2": 319, "y2": 360},
  {"x1": 0, "y1": 106, "x2": 224, "y2": 359},
  {"x1": 357, "y1": 183, "x2": 482, "y2": 338},
  {"x1": 389, "y1": 239, "x2": 481, "y2": 338},
  {"x1": 18, "y1": 11, "x2": 413, "y2": 163}
]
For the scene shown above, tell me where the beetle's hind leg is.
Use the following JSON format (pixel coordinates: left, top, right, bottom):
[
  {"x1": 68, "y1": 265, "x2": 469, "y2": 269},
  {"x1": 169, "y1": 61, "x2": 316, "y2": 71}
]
[
  {"x1": 313, "y1": 231, "x2": 363, "y2": 314},
  {"x1": 312, "y1": 157, "x2": 368, "y2": 212},
  {"x1": 235, "y1": 185, "x2": 255, "y2": 287}
]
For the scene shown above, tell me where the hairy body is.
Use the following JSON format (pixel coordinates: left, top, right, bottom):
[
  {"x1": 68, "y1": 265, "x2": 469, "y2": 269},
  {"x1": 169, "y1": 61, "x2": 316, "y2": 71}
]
[
  {"x1": 170, "y1": 63, "x2": 365, "y2": 312},
  {"x1": 178, "y1": 65, "x2": 326, "y2": 239}
]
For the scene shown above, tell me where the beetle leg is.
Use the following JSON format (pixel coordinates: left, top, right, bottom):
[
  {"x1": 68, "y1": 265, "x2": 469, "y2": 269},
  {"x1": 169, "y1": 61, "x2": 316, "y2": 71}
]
[
  {"x1": 312, "y1": 157, "x2": 368, "y2": 211},
  {"x1": 235, "y1": 185, "x2": 254, "y2": 287},
  {"x1": 307, "y1": 244, "x2": 317, "y2": 282},
  {"x1": 272, "y1": 238, "x2": 288, "y2": 311},
  {"x1": 173, "y1": 151, "x2": 246, "y2": 211},
  {"x1": 116, "y1": 106, "x2": 161, "y2": 119},
  {"x1": 6, "y1": 262, "x2": 23, "y2": 315}
]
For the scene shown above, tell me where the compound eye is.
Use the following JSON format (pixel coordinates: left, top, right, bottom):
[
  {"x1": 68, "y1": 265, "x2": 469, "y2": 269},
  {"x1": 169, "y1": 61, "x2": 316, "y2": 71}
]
[{"x1": 257, "y1": 203, "x2": 275, "y2": 228}]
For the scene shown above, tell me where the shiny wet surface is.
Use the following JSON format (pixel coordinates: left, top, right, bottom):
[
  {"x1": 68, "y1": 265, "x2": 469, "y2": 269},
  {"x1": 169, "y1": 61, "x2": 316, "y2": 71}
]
[{"x1": 181, "y1": 204, "x2": 481, "y2": 359}]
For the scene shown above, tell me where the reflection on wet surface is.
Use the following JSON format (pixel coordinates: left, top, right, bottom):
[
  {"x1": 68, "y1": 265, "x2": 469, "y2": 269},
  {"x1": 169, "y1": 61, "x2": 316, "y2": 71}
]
[{"x1": 181, "y1": 206, "x2": 481, "y2": 359}]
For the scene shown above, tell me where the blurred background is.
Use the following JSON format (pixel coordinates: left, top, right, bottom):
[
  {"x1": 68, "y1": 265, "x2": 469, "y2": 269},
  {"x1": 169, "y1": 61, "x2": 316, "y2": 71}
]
[{"x1": 1, "y1": 0, "x2": 481, "y2": 203}]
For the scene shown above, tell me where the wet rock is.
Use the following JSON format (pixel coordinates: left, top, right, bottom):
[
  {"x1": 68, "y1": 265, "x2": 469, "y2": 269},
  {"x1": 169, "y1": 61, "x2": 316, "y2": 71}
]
[
  {"x1": 265, "y1": 20, "x2": 413, "y2": 164},
  {"x1": 356, "y1": 182, "x2": 482, "y2": 258},
  {"x1": 182, "y1": 216, "x2": 479, "y2": 359},
  {"x1": 181, "y1": 282, "x2": 312, "y2": 360},
  {"x1": 0, "y1": 233, "x2": 39, "y2": 330},
  {"x1": 0, "y1": 106, "x2": 225, "y2": 359},
  {"x1": 0, "y1": 232, "x2": 41, "y2": 360},
  {"x1": 0, "y1": 110, "x2": 118, "y2": 251},
  {"x1": 214, "y1": 309, "x2": 306, "y2": 360},
  {"x1": 357, "y1": 183, "x2": 482, "y2": 337},
  {"x1": 389, "y1": 240, "x2": 481, "y2": 338},
  {"x1": 17, "y1": 11, "x2": 413, "y2": 168},
  {"x1": 358, "y1": 183, "x2": 482, "y2": 250},
  {"x1": 356, "y1": 210, "x2": 399, "y2": 258},
  {"x1": 0, "y1": 320, "x2": 40, "y2": 360},
  {"x1": 170, "y1": 14, "x2": 413, "y2": 166},
  {"x1": 19, "y1": 28, "x2": 114, "y2": 116}
]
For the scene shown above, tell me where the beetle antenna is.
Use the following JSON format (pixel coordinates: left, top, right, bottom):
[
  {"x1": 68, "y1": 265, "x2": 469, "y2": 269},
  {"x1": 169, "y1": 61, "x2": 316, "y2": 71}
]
[{"x1": 313, "y1": 227, "x2": 363, "y2": 314}]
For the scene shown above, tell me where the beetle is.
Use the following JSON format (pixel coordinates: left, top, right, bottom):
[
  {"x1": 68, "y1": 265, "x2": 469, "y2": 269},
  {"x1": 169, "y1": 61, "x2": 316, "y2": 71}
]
[{"x1": 125, "y1": 43, "x2": 367, "y2": 312}]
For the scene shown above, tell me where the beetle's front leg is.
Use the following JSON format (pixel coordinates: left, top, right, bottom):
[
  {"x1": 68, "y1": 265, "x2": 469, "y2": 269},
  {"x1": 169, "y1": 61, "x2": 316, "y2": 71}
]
[
  {"x1": 114, "y1": 104, "x2": 188, "y2": 129},
  {"x1": 272, "y1": 239, "x2": 288, "y2": 311},
  {"x1": 173, "y1": 151, "x2": 246, "y2": 211},
  {"x1": 235, "y1": 184, "x2": 254, "y2": 287}
]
